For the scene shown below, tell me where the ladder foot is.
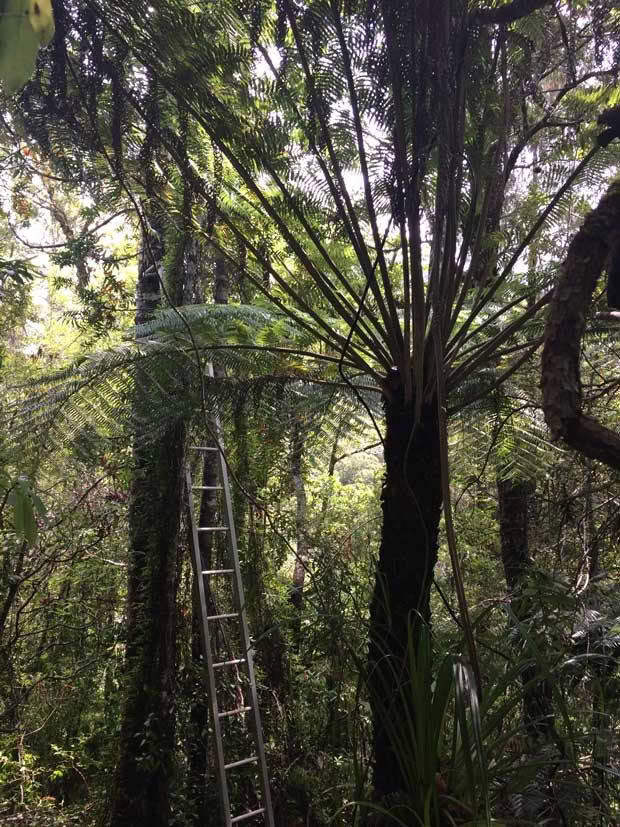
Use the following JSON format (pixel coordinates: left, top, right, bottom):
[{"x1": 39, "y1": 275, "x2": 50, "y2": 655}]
[{"x1": 186, "y1": 423, "x2": 274, "y2": 825}]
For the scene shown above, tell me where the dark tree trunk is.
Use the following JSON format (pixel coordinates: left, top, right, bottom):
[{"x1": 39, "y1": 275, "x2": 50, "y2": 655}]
[
  {"x1": 541, "y1": 181, "x2": 620, "y2": 469},
  {"x1": 368, "y1": 385, "x2": 442, "y2": 799},
  {"x1": 583, "y1": 465, "x2": 600, "y2": 580},
  {"x1": 289, "y1": 420, "x2": 308, "y2": 649},
  {"x1": 107, "y1": 211, "x2": 186, "y2": 827},
  {"x1": 497, "y1": 476, "x2": 553, "y2": 742},
  {"x1": 497, "y1": 476, "x2": 531, "y2": 594},
  {"x1": 108, "y1": 422, "x2": 185, "y2": 827}
]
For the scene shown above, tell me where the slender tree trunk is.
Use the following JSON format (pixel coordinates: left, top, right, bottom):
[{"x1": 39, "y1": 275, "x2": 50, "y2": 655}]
[
  {"x1": 289, "y1": 420, "x2": 308, "y2": 650},
  {"x1": 234, "y1": 401, "x2": 293, "y2": 765},
  {"x1": 584, "y1": 464, "x2": 600, "y2": 580},
  {"x1": 497, "y1": 476, "x2": 531, "y2": 594},
  {"x1": 526, "y1": 147, "x2": 541, "y2": 309},
  {"x1": 320, "y1": 425, "x2": 348, "y2": 751},
  {"x1": 591, "y1": 672, "x2": 609, "y2": 821},
  {"x1": 497, "y1": 475, "x2": 554, "y2": 742},
  {"x1": 107, "y1": 216, "x2": 186, "y2": 827},
  {"x1": 368, "y1": 385, "x2": 442, "y2": 799}
]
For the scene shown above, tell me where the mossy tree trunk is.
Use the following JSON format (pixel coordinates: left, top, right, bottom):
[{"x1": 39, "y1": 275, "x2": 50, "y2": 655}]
[
  {"x1": 107, "y1": 212, "x2": 187, "y2": 827},
  {"x1": 289, "y1": 419, "x2": 308, "y2": 650},
  {"x1": 497, "y1": 475, "x2": 554, "y2": 742}
]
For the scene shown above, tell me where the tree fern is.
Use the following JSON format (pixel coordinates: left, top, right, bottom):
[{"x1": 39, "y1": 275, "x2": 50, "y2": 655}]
[
  {"x1": 8, "y1": 0, "x2": 620, "y2": 807},
  {"x1": 6, "y1": 303, "x2": 379, "y2": 464}
]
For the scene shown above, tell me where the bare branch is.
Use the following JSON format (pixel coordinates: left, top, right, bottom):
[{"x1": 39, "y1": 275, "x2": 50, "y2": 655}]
[
  {"x1": 472, "y1": 0, "x2": 551, "y2": 25},
  {"x1": 595, "y1": 311, "x2": 620, "y2": 323}
]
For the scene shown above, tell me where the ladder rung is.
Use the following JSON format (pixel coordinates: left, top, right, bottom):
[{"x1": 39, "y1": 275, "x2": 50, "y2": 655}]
[
  {"x1": 231, "y1": 808, "x2": 265, "y2": 824},
  {"x1": 218, "y1": 705, "x2": 252, "y2": 718},
  {"x1": 213, "y1": 657, "x2": 246, "y2": 668},
  {"x1": 187, "y1": 423, "x2": 273, "y2": 826},
  {"x1": 225, "y1": 756, "x2": 258, "y2": 770}
]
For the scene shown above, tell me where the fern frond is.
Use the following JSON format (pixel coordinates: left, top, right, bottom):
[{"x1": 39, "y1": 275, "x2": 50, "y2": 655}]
[{"x1": 6, "y1": 302, "x2": 381, "y2": 464}]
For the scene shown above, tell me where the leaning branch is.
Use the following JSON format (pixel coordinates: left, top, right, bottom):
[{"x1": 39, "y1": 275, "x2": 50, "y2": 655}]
[{"x1": 541, "y1": 181, "x2": 620, "y2": 469}]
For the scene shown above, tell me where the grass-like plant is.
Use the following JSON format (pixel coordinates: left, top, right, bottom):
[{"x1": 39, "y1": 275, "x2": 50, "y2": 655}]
[{"x1": 344, "y1": 621, "x2": 493, "y2": 826}]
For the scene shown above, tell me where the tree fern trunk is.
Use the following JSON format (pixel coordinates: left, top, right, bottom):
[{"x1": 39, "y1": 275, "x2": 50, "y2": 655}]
[
  {"x1": 497, "y1": 476, "x2": 531, "y2": 593},
  {"x1": 289, "y1": 420, "x2": 307, "y2": 650},
  {"x1": 107, "y1": 215, "x2": 186, "y2": 827},
  {"x1": 497, "y1": 475, "x2": 554, "y2": 742},
  {"x1": 109, "y1": 422, "x2": 185, "y2": 827},
  {"x1": 368, "y1": 384, "x2": 442, "y2": 799}
]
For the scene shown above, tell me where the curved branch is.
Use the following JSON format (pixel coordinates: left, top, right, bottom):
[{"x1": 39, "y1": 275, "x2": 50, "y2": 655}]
[
  {"x1": 471, "y1": 0, "x2": 551, "y2": 25},
  {"x1": 541, "y1": 181, "x2": 620, "y2": 469}
]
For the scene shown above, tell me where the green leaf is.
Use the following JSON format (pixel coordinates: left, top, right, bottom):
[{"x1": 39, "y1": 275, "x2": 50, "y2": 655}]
[
  {"x1": 0, "y1": 0, "x2": 55, "y2": 94},
  {"x1": 7, "y1": 475, "x2": 44, "y2": 544}
]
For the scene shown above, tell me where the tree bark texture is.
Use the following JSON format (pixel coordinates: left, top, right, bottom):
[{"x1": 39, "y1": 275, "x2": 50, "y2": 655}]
[
  {"x1": 541, "y1": 181, "x2": 620, "y2": 469},
  {"x1": 109, "y1": 422, "x2": 185, "y2": 827},
  {"x1": 107, "y1": 218, "x2": 186, "y2": 827},
  {"x1": 497, "y1": 476, "x2": 531, "y2": 593},
  {"x1": 471, "y1": 0, "x2": 551, "y2": 25},
  {"x1": 289, "y1": 420, "x2": 308, "y2": 651},
  {"x1": 497, "y1": 476, "x2": 553, "y2": 741},
  {"x1": 368, "y1": 383, "x2": 442, "y2": 799}
]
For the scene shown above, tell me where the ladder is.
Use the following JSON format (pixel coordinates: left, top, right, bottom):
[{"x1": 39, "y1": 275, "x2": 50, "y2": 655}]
[{"x1": 186, "y1": 389, "x2": 274, "y2": 827}]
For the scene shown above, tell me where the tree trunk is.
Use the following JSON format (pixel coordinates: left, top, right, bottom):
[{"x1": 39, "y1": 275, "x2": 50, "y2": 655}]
[
  {"x1": 541, "y1": 181, "x2": 620, "y2": 469},
  {"x1": 497, "y1": 476, "x2": 553, "y2": 742},
  {"x1": 583, "y1": 464, "x2": 600, "y2": 580},
  {"x1": 109, "y1": 423, "x2": 185, "y2": 827},
  {"x1": 497, "y1": 476, "x2": 531, "y2": 594},
  {"x1": 234, "y1": 400, "x2": 294, "y2": 767},
  {"x1": 107, "y1": 215, "x2": 186, "y2": 827},
  {"x1": 289, "y1": 420, "x2": 308, "y2": 650},
  {"x1": 368, "y1": 386, "x2": 442, "y2": 799}
]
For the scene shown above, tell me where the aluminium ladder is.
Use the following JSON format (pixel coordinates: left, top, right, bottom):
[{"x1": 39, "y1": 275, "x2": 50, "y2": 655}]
[{"x1": 186, "y1": 391, "x2": 274, "y2": 827}]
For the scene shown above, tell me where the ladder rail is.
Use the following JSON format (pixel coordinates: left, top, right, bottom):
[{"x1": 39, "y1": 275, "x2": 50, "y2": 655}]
[
  {"x1": 187, "y1": 363, "x2": 274, "y2": 827},
  {"x1": 185, "y1": 466, "x2": 232, "y2": 824},
  {"x1": 211, "y1": 406, "x2": 275, "y2": 827}
]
